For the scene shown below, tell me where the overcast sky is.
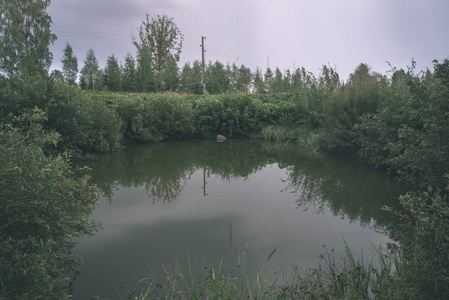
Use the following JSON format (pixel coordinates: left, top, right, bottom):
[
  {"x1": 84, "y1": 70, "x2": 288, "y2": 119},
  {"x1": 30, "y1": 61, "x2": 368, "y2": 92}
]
[{"x1": 48, "y1": 0, "x2": 449, "y2": 82}]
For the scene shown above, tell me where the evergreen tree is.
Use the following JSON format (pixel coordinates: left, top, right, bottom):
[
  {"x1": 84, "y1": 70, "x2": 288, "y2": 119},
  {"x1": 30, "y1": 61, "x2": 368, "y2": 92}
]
[
  {"x1": 319, "y1": 64, "x2": 340, "y2": 92},
  {"x1": 236, "y1": 65, "x2": 252, "y2": 93},
  {"x1": 79, "y1": 48, "x2": 99, "y2": 90},
  {"x1": 301, "y1": 67, "x2": 316, "y2": 88},
  {"x1": 264, "y1": 67, "x2": 274, "y2": 94},
  {"x1": 206, "y1": 61, "x2": 230, "y2": 94},
  {"x1": 122, "y1": 53, "x2": 137, "y2": 92},
  {"x1": 272, "y1": 67, "x2": 284, "y2": 93},
  {"x1": 61, "y1": 42, "x2": 78, "y2": 84},
  {"x1": 180, "y1": 62, "x2": 192, "y2": 93},
  {"x1": 253, "y1": 67, "x2": 265, "y2": 94},
  {"x1": 349, "y1": 63, "x2": 373, "y2": 85},
  {"x1": 159, "y1": 56, "x2": 179, "y2": 92},
  {"x1": 191, "y1": 60, "x2": 203, "y2": 94},
  {"x1": 0, "y1": 0, "x2": 57, "y2": 76},
  {"x1": 283, "y1": 69, "x2": 292, "y2": 92},
  {"x1": 391, "y1": 69, "x2": 406, "y2": 88},
  {"x1": 230, "y1": 63, "x2": 239, "y2": 93},
  {"x1": 136, "y1": 46, "x2": 156, "y2": 92},
  {"x1": 104, "y1": 54, "x2": 122, "y2": 91},
  {"x1": 291, "y1": 68, "x2": 302, "y2": 91}
]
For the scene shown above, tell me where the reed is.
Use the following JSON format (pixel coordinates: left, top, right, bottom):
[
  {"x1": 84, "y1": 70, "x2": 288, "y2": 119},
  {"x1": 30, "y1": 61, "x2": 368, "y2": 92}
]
[
  {"x1": 117, "y1": 238, "x2": 400, "y2": 300},
  {"x1": 261, "y1": 125, "x2": 275, "y2": 141}
]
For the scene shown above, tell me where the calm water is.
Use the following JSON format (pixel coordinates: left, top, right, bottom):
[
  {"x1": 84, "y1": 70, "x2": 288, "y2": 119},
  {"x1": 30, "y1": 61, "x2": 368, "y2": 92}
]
[{"x1": 73, "y1": 139, "x2": 406, "y2": 299}]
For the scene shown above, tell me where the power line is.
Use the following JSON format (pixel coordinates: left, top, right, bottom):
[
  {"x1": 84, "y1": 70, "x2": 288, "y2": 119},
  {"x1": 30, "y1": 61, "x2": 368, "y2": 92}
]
[
  {"x1": 207, "y1": 48, "x2": 258, "y2": 69},
  {"x1": 52, "y1": 25, "x2": 131, "y2": 38},
  {"x1": 52, "y1": 29, "x2": 130, "y2": 43},
  {"x1": 208, "y1": 38, "x2": 265, "y2": 65},
  {"x1": 207, "y1": 48, "x2": 235, "y2": 60},
  {"x1": 49, "y1": 11, "x2": 201, "y2": 38},
  {"x1": 49, "y1": 12, "x2": 138, "y2": 29}
]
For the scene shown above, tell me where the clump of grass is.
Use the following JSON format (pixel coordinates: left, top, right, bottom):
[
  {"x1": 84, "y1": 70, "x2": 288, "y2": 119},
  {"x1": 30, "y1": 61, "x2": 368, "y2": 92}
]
[
  {"x1": 261, "y1": 126, "x2": 296, "y2": 142},
  {"x1": 273, "y1": 126, "x2": 289, "y2": 142},
  {"x1": 297, "y1": 132, "x2": 320, "y2": 155},
  {"x1": 117, "y1": 238, "x2": 402, "y2": 300},
  {"x1": 261, "y1": 125, "x2": 321, "y2": 154},
  {"x1": 261, "y1": 125, "x2": 275, "y2": 141}
]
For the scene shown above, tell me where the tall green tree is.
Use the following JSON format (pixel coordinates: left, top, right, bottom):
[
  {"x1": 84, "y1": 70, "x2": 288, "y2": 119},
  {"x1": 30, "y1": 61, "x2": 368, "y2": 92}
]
[
  {"x1": 79, "y1": 48, "x2": 99, "y2": 90},
  {"x1": 264, "y1": 67, "x2": 274, "y2": 93},
  {"x1": 291, "y1": 68, "x2": 302, "y2": 91},
  {"x1": 235, "y1": 64, "x2": 252, "y2": 93},
  {"x1": 230, "y1": 63, "x2": 239, "y2": 92},
  {"x1": 133, "y1": 14, "x2": 184, "y2": 74},
  {"x1": 206, "y1": 61, "x2": 230, "y2": 94},
  {"x1": 61, "y1": 42, "x2": 78, "y2": 84},
  {"x1": 180, "y1": 62, "x2": 193, "y2": 93},
  {"x1": 104, "y1": 54, "x2": 122, "y2": 91},
  {"x1": 319, "y1": 65, "x2": 340, "y2": 92},
  {"x1": 159, "y1": 56, "x2": 179, "y2": 92},
  {"x1": 349, "y1": 63, "x2": 374, "y2": 85},
  {"x1": 136, "y1": 46, "x2": 156, "y2": 92},
  {"x1": 122, "y1": 53, "x2": 137, "y2": 92},
  {"x1": 283, "y1": 69, "x2": 292, "y2": 92},
  {"x1": 253, "y1": 67, "x2": 265, "y2": 94},
  {"x1": 0, "y1": 0, "x2": 56, "y2": 77},
  {"x1": 272, "y1": 67, "x2": 284, "y2": 93},
  {"x1": 190, "y1": 60, "x2": 203, "y2": 94}
]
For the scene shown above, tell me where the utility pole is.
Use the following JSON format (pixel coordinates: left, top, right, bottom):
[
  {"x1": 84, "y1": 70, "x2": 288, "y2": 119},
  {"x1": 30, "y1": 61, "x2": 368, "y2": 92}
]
[{"x1": 201, "y1": 36, "x2": 206, "y2": 94}]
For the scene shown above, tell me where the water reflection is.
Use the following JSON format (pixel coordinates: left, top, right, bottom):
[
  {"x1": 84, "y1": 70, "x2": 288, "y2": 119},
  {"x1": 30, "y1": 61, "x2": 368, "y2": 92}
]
[
  {"x1": 74, "y1": 139, "x2": 407, "y2": 299},
  {"x1": 83, "y1": 139, "x2": 405, "y2": 229}
]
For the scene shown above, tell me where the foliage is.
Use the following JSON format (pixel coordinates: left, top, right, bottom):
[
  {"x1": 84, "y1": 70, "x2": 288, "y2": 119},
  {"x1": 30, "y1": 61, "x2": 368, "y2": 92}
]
[
  {"x1": 121, "y1": 53, "x2": 137, "y2": 92},
  {"x1": 135, "y1": 45, "x2": 156, "y2": 92},
  {"x1": 79, "y1": 47, "x2": 100, "y2": 91},
  {"x1": 0, "y1": 0, "x2": 56, "y2": 77},
  {"x1": 382, "y1": 179, "x2": 449, "y2": 299},
  {"x1": 158, "y1": 56, "x2": 179, "y2": 92},
  {"x1": 320, "y1": 65, "x2": 386, "y2": 154},
  {"x1": 205, "y1": 61, "x2": 230, "y2": 94},
  {"x1": 104, "y1": 54, "x2": 122, "y2": 91},
  {"x1": 0, "y1": 72, "x2": 52, "y2": 117},
  {"x1": 0, "y1": 109, "x2": 100, "y2": 299},
  {"x1": 61, "y1": 42, "x2": 78, "y2": 85},
  {"x1": 353, "y1": 60, "x2": 449, "y2": 188},
  {"x1": 133, "y1": 14, "x2": 184, "y2": 73}
]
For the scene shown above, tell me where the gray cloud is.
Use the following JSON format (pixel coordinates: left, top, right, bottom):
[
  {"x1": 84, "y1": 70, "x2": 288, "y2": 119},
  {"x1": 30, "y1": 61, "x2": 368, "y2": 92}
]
[{"x1": 49, "y1": 0, "x2": 449, "y2": 81}]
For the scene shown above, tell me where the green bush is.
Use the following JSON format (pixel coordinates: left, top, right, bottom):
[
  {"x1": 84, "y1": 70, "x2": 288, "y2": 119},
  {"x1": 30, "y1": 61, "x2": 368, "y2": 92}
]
[
  {"x1": 45, "y1": 83, "x2": 123, "y2": 154},
  {"x1": 0, "y1": 110, "x2": 100, "y2": 299},
  {"x1": 383, "y1": 179, "x2": 449, "y2": 299}
]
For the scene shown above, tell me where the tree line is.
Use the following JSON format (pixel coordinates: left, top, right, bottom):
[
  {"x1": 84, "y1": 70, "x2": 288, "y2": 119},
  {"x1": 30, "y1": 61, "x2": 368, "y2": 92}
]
[{"x1": 54, "y1": 42, "x2": 342, "y2": 95}]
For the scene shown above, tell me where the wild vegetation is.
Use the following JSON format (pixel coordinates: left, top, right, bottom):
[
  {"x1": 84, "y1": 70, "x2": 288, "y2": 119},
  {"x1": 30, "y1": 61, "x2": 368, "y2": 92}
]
[{"x1": 1, "y1": 0, "x2": 449, "y2": 298}]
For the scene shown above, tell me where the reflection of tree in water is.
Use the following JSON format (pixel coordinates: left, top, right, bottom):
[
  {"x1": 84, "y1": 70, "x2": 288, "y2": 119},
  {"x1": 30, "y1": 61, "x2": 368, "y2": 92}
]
[
  {"x1": 144, "y1": 172, "x2": 191, "y2": 204},
  {"x1": 79, "y1": 140, "x2": 406, "y2": 230},
  {"x1": 281, "y1": 168, "x2": 325, "y2": 213},
  {"x1": 279, "y1": 152, "x2": 407, "y2": 231}
]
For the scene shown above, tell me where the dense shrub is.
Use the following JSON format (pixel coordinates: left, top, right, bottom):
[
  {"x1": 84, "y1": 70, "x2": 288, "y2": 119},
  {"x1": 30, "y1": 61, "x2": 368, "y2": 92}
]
[
  {"x1": 383, "y1": 180, "x2": 449, "y2": 299},
  {"x1": 0, "y1": 110, "x2": 100, "y2": 299},
  {"x1": 46, "y1": 83, "x2": 123, "y2": 154}
]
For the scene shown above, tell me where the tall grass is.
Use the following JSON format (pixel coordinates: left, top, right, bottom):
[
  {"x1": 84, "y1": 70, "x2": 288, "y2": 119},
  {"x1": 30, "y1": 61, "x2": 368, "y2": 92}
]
[
  {"x1": 117, "y1": 240, "x2": 399, "y2": 300},
  {"x1": 261, "y1": 126, "x2": 297, "y2": 143},
  {"x1": 261, "y1": 126, "x2": 320, "y2": 154}
]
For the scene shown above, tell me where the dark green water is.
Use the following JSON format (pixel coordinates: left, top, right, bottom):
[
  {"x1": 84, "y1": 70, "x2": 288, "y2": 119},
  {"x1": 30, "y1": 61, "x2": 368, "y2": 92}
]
[{"x1": 73, "y1": 139, "x2": 406, "y2": 299}]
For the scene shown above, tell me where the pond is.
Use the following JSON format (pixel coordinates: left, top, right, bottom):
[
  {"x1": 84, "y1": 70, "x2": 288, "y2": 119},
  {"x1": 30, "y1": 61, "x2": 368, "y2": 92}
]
[{"x1": 73, "y1": 139, "x2": 406, "y2": 299}]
